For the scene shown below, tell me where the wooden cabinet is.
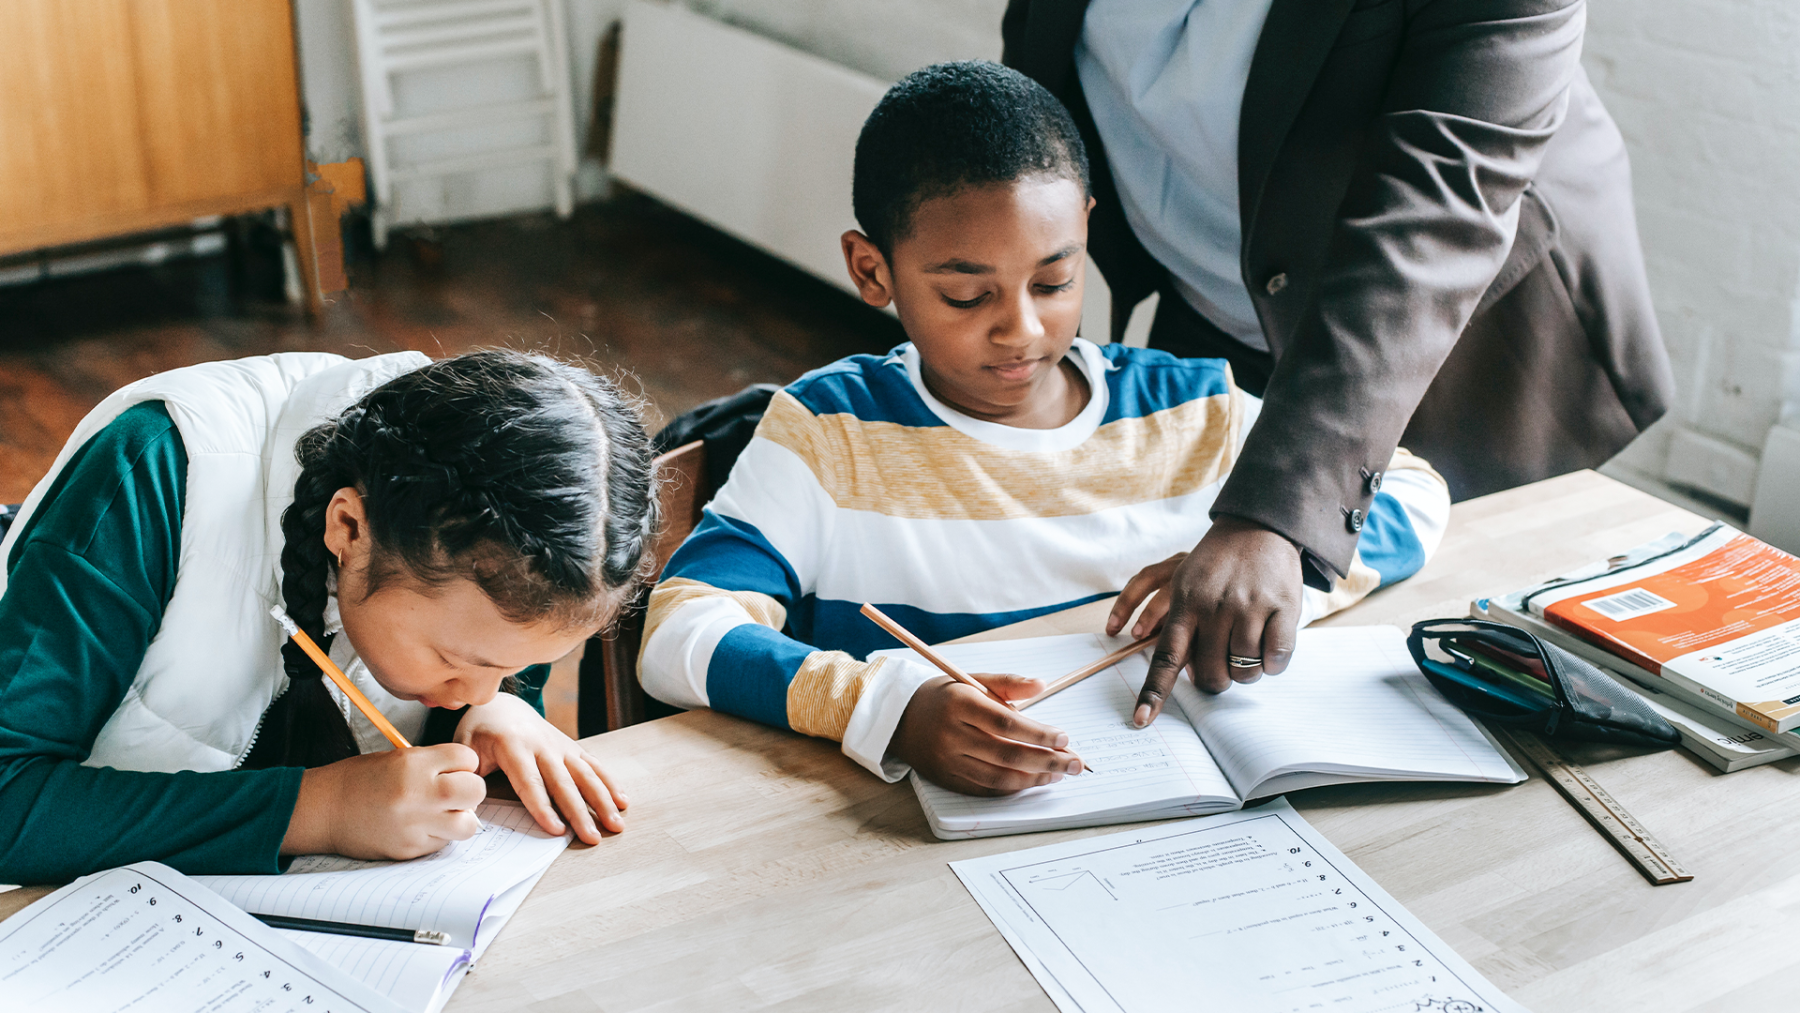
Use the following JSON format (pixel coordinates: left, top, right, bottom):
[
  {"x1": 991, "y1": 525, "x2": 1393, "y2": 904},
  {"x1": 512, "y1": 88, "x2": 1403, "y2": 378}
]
[{"x1": 0, "y1": 0, "x2": 326, "y2": 307}]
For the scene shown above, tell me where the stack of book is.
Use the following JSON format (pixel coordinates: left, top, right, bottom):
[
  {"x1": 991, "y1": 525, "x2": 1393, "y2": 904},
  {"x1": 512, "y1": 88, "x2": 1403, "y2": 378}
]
[{"x1": 1474, "y1": 522, "x2": 1800, "y2": 772}]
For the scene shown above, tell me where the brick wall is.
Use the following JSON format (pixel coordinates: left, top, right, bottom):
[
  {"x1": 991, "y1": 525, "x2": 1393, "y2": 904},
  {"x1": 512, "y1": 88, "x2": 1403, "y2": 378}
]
[{"x1": 1586, "y1": 0, "x2": 1800, "y2": 512}]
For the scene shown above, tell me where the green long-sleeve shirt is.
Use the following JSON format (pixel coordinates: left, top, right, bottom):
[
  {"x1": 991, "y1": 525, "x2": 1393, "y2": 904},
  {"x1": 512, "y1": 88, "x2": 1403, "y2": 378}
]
[{"x1": 0, "y1": 403, "x2": 547, "y2": 883}]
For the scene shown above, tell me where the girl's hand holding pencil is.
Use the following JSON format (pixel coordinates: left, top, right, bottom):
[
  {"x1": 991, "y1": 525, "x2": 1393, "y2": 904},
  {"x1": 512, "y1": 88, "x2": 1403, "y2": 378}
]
[{"x1": 281, "y1": 744, "x2": 487, "y2": 860}]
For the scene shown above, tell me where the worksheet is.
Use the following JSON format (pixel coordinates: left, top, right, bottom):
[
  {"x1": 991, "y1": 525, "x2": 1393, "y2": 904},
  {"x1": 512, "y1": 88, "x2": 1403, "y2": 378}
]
[
  {"x1": 952, "y1": 799, "x2": 1527, "y2": 1013},
  {"x1": 0, "y1": 862, "x2": 403, "y2": 1013}
]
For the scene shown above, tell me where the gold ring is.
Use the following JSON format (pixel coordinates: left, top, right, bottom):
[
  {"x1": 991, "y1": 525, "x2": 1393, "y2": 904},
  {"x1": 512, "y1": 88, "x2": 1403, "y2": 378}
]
[{"x1": 1226, "y1": 654, "x2": 1263, "y2": 669}]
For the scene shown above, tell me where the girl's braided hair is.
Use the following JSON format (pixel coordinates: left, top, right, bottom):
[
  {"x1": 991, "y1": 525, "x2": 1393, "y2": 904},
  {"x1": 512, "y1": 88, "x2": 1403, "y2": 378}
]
[{"x1": 241, "y1": 350, "x2": 658, "y2": 770}]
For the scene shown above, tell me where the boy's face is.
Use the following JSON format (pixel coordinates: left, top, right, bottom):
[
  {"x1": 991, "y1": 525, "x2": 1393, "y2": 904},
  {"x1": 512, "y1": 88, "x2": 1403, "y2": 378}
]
[{"x1": 843, "y1": 176, "x2": 1093, "y2": 423}]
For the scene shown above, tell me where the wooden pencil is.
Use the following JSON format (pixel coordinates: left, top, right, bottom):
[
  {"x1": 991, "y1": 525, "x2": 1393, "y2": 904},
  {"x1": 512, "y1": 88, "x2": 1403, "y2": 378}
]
[
  {"x1": 858, "y1": 603, "x2": 1095, "y2": 773},
  {"x1": 270, "y1": 606, "x2": 413, "y2": 749},
  {"x1": 1015, "y1": 634, "x2": 1158, "y2": 710},
  {"x1": 859, "y1": 604, "x2": 1010, "y2": 706}
]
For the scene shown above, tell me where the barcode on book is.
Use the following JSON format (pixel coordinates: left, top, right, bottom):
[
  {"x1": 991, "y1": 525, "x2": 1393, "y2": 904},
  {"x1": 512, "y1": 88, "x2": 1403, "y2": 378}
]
[{"x1": 1581, "y1": 587, "x2": 1676, "y2": 622}]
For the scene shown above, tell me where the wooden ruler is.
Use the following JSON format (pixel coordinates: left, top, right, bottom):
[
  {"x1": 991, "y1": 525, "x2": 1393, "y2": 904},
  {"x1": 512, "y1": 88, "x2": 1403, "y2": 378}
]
[{"x1": 1499, "y1": 728, "x2": 1693, "y2": 886}]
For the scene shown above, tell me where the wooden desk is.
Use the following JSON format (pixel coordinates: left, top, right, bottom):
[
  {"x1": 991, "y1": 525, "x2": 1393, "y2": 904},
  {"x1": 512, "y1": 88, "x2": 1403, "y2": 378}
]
[{"x1": 7, "y1": 471, "x2": 1791, "y2": 1012}]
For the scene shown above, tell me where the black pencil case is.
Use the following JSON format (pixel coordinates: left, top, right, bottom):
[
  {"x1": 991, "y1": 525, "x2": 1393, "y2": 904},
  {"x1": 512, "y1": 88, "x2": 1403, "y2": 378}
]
[{"x1": 1406, "y1": 619, "x2": 1679, "y2": 749}]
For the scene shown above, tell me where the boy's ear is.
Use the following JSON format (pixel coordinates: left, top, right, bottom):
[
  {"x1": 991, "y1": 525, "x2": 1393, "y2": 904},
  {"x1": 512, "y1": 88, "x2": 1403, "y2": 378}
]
[{"x1": 841, "y1": 230, "x2": 895, "y2": 309}]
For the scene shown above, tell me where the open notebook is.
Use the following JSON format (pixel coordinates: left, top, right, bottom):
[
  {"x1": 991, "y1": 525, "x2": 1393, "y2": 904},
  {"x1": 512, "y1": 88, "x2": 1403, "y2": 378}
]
[
  {"x1": 875, "y1": 626, "x2": 1525, "y2": 839},
  {"x1": 196, "y1": 799, "x2": 569, "y2": 1013}
]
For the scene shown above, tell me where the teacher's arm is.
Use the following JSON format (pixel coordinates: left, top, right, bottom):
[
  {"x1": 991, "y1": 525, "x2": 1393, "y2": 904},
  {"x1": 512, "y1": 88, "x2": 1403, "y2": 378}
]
[{"x1": 1140, "y1": 0, "x2": 1587, "y2": 718}]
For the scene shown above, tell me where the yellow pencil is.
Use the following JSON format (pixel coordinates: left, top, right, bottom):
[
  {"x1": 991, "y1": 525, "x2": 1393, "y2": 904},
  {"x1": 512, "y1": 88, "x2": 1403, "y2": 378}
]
[{"x1": 270, "y1": 606, "x2": 412, "y2": 749}]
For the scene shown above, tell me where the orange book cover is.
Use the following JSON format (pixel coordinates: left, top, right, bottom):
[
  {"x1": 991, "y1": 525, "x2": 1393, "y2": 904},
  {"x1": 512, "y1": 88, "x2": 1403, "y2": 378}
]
[{"x1": 1540, "y1": 531, "x2": 1800, "y2": 731}]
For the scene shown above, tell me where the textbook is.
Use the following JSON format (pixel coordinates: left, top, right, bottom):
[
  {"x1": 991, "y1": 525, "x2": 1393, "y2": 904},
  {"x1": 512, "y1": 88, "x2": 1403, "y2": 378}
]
[
  {"x1": 196, "y1": 799, "x2": 570, "y2": 1013},
  {"x1": 1484, "y1": 523, "x2": 1800, "y2": 744},
  {"x1": 0, "y1": 861, "x2": 403, "y2": 1013},
  {"x1": 1474, "y1": 594, "x2": 1800, "y2": 772},
  {"x1": 873, "y1": 626, "x2": 1525, "y2": 839}
]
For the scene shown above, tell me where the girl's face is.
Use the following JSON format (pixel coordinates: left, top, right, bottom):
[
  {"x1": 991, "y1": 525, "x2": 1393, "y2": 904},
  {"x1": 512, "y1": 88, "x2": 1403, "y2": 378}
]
[{"x1": 322, "y1": 489, "x2": 599, "y2": 709}]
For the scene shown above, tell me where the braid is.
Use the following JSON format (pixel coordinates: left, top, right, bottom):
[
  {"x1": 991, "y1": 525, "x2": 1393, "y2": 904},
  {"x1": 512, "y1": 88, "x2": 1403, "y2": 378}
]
[
  {"x1": 240, "y1": 350, "x2": 658, "y2": 770},
  {"x1": 242, "y1": 425, "x2": 362, "y2": 769}
]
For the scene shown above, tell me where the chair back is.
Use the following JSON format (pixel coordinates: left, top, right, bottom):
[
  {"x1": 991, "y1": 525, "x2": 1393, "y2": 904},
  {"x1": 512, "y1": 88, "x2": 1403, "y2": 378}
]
[{"x1": 577, "y1": 440, "x2": 707, "y2": 736}]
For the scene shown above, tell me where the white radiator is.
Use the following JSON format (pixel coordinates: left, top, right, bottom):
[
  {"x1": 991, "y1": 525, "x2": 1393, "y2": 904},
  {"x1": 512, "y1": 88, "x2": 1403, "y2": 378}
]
[{"x1": 611, "y1": 1, "x2": 1119, "y2": 339}]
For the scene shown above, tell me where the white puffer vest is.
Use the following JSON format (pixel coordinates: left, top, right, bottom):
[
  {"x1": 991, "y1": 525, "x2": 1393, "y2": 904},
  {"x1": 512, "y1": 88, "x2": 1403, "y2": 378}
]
[{"x1": 0, "y1": 352, "x2": 435, "y2": 772}]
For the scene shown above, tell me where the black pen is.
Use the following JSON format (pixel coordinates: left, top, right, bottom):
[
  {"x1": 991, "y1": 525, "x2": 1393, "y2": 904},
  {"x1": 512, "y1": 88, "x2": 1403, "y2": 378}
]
[{"x1": 252, "y1": 912, "x2": 451, "y2": 946}]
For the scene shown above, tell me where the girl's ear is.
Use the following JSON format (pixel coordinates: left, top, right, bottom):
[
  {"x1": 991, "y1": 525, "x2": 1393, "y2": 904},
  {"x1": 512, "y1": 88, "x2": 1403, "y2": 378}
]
[
  {"x1": 321, "y1": 487, "x2": 370, "y2": 573},
  {"x1": 841, "y1": 230, "x2": 896, "y2": 309}
]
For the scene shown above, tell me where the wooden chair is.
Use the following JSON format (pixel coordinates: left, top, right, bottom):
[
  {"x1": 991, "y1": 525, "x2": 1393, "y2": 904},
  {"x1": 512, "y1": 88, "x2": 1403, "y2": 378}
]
[{"x1": 577, "y1": 440, "x2": 708, "y2": 737}]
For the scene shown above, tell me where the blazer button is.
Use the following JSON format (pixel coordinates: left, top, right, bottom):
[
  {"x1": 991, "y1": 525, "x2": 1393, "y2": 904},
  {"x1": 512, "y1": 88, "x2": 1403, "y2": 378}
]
[
  {"x1": 1346, "y1": 508, "x2": 1364, "y2": 533},
  {"x1": 1265, "y1": 272, "x2": 1288, "y2": 295},
  {"x1": 1368, "y1": 470, "x2": 1383, "y2": 493}
]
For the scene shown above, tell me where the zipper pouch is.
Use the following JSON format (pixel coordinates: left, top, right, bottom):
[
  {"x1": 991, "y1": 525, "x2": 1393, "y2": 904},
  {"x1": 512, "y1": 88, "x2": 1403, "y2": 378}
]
[{"x1": 1406, "y1": 618, "x2": 1679, "y2": 749}]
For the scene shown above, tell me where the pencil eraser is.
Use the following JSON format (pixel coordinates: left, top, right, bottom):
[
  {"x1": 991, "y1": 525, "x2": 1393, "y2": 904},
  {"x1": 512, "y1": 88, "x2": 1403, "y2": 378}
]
[{"x1": 268, "y1": 606, "x2": 299, "y2": 636}]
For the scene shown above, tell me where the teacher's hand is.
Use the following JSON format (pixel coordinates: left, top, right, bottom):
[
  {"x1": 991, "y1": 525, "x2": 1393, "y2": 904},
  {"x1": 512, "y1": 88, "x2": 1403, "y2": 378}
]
[{"x1": 1112, "y1": 516, "x2": 1303, "y2": 727}]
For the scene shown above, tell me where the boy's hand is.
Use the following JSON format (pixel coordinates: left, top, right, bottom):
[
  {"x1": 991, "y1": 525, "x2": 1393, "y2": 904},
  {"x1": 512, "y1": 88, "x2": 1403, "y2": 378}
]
[
  {"x1": 890, "y1": 673, "x2": 1085, "y2": 796},
  {"x1": 1131, "y1": 516, "x2": 1303, "y2": 726},
  {"x1": 455, "y1": 693, "x2": 628, "y2": 844},
  {"x1": 284, "y1": 743, "x2": 486, "y2": 859}
]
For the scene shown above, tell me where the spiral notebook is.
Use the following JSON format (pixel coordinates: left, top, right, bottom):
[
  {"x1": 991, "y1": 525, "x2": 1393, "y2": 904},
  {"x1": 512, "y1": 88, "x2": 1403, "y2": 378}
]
[{"x1": 875, "y1": 626, "x2": 1525, "y2": 839}]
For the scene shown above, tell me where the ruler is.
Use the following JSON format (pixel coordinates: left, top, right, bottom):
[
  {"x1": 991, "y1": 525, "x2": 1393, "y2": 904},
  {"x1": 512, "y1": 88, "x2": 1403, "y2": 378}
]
[{"x1": 1499, "y1": 728, "x2": 1693, "y2": 886}]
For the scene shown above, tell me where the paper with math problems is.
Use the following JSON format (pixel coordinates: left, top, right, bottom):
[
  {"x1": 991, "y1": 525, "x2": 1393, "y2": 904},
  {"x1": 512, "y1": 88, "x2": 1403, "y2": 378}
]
[
  {"x1": 951, "y1": 799, "x2": 1527, "y2": 1013},
  {"x1": 0, "y1": 861, "x2": 402, "y2": 1013}
]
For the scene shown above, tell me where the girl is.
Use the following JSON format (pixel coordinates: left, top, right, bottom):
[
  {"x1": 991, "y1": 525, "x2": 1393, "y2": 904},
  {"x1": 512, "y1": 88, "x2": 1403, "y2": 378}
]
[{"x1": 0, "y1": 349, "x2": 657, "y2": 882}]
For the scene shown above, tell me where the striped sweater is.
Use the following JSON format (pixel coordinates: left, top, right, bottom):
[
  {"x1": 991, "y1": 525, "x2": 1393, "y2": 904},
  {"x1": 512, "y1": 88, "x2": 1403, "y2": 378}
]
[{"x1": 639, "y1": 339, "x2": 1449, "y2": 779}]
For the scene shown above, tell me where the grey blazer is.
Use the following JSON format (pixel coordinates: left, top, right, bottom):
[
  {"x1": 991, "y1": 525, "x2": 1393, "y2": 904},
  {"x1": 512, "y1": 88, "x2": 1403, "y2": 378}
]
[{"x1": 1003, "y1": 0, "x2": 1673, "y2": 586}]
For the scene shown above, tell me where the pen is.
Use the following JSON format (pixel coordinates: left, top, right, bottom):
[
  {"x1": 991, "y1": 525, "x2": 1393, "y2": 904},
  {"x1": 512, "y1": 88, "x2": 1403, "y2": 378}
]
[
  {"x1": 859, "y1": 603, "x2": 1095, "y2": 773},
  {"x1": 270, "y1": 605, "x2": 412, "y2": 750},
  {"x1": 251, "y1": 912, "x2": 449, "y2": 946}
]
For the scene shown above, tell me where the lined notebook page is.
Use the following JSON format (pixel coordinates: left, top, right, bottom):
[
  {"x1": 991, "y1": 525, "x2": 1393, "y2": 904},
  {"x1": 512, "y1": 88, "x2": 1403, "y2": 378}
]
[
  {"x1": 196, "y1": 800, "x2": 568, "y2": 951},
  {"x1": 1172, "y1": 625, "x2": 1526, "y2": 797},
  {"x1": 877, "y1": 635, "x2": 1238, "y2": 835},
  {"x1": 281, "y1": 931, "x2": 469, "y2": 1013}
]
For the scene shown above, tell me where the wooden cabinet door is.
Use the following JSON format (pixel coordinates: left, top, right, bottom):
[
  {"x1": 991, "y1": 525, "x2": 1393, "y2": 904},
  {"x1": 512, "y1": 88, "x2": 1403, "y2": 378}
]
[
  {"x1": 0, "y1": 1, "x2": 153, "y2": 245},
  {"x1": 132, "y1": 0, "x2": 304, "y2": 206}
]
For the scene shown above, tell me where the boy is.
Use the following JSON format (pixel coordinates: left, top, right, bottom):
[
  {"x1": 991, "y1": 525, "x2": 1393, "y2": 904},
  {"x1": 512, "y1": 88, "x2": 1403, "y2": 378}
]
[{"x1": 639, "y1": 62, "x2": 1449, "y2": 796}]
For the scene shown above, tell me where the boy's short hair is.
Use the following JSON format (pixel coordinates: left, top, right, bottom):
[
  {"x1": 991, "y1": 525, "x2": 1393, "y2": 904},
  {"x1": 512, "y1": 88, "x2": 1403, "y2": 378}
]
[{"x1": 852, "y1": 60, "x2": 1091, "y2": 257}]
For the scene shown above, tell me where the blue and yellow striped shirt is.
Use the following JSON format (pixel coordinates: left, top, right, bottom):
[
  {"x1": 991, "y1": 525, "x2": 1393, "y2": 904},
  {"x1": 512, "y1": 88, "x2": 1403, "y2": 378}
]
[{"x1": 639, "y1": 340, "x2": 1448, "y2": 779}]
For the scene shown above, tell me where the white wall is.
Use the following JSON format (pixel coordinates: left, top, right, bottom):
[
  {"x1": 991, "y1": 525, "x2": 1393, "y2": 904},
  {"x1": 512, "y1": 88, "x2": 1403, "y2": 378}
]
[{"x1": 1587, "y1": 0, "x2": 1800, "y2": 517}]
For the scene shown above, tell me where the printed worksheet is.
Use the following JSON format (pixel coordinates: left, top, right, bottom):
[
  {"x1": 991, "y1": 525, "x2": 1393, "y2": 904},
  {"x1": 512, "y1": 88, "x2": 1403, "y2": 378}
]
[
  {"x1": 952, "y1": 799, "x2": 1527, "y2": 1013},
  {"x1": 0, "y1": 862, "x2": 403, "y2": 1013}
]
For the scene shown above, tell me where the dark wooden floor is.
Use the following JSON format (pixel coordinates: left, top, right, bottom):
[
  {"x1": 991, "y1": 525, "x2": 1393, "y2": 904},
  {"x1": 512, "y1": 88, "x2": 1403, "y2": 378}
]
[
  {"x1": 0, "y1": 191, "x2": 904, "y2": 504},
  {"x1": 0, "y1": 192, "x2": 905, "y2": 736}
]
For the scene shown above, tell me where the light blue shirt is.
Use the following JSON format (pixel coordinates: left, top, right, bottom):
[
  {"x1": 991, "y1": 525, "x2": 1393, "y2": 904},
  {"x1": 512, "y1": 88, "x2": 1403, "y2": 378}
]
[{"x1": 1075, "y1": 0, "x2": 1276, "y2": 350}]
